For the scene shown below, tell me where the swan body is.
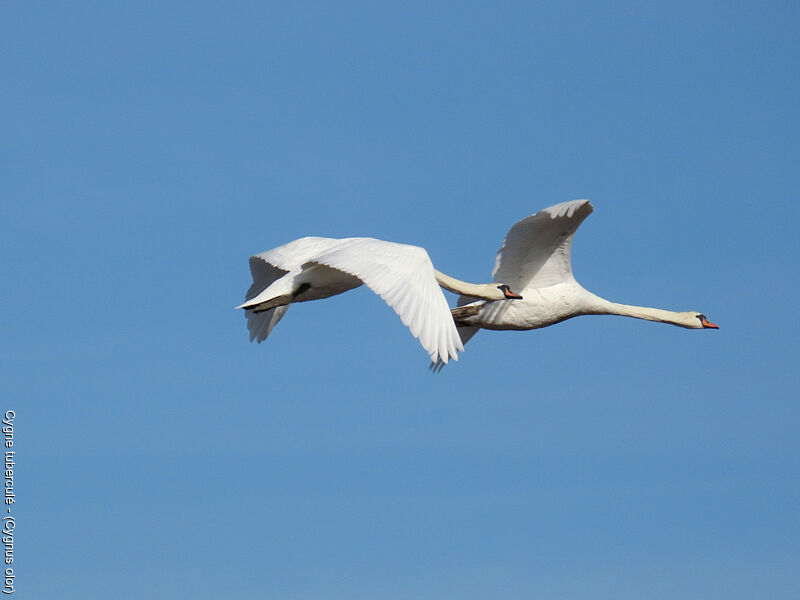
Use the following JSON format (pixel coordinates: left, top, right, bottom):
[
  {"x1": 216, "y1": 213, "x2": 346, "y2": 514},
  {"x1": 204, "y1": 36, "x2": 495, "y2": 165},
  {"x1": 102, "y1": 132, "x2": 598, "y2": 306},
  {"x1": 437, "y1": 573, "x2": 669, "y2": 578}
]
[
  {"x1": 453, "y1": 280, "x2": 711, "y2": 330},
  {"x1": 434, "y1": 199, "x2": 718, "y2": 370},
  {"x1": 237, "y1": 236, "x2": 520, "y2": 364}
]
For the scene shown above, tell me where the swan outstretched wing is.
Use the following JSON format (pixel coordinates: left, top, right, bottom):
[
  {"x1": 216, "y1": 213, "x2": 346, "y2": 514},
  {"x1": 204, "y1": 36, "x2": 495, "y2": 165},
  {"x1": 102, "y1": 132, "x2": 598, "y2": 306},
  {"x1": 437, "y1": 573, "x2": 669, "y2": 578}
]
[
  {"x1": 307, "y1": 238, "x2": 464, "y2": 364},
  {"x1": 492, "y1": 199, "x2": 593, "y2": 291}
]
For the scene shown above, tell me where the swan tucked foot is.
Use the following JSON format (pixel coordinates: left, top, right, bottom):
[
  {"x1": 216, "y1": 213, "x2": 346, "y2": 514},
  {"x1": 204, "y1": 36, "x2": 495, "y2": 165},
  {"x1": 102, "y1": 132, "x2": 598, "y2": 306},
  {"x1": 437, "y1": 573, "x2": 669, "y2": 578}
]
[
  {"x1": 450, "y1": 304, "x2": 482, "y2": 321},
  {"x1": 237, "y1": 282, "x2": 313, "y2": 313},
  {"x1": 447, "y1": 286, "x2": 521, "y2": 323},
  {"x1": 239, "y1": 293, "x2": 294, "y2": 313}
]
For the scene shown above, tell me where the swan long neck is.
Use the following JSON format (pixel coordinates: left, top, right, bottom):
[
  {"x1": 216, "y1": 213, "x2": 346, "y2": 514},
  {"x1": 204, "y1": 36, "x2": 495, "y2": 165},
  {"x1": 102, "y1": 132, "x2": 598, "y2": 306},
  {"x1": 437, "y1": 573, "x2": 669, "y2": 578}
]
[
  {"x1": 586, "y1": 295, "x2": 698, "y2": 329},
  {"x1": 433, "y1": 270, "x2": 502, "y2": 300}
]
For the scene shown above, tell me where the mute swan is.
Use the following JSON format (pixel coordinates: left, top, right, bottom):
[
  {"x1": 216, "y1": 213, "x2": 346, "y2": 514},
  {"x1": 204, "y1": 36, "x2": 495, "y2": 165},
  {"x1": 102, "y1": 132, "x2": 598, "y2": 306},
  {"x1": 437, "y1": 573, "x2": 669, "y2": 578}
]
[
  {"x1": 432, "y1": 199, "x2": 718, "y2": 371},
  {"x1": 237, "y1": 237, "x2": 523, "y2": 364}
]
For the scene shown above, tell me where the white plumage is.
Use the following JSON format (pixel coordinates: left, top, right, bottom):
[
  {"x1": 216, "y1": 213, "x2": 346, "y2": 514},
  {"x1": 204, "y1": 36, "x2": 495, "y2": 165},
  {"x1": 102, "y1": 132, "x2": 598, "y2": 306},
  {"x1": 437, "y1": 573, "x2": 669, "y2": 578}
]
[
  {"x1": 238, "y1": 237, "x2": 465, "y2": 364},
  {"x1": 492, "y1": 199, "x2": 593, "y2": 290},
  {"x1": 432, "y1": 199, "x2": 718, "y2": 370},
  {"x1": 240, "y1": 200, "x2": 717, "y2": 370}
]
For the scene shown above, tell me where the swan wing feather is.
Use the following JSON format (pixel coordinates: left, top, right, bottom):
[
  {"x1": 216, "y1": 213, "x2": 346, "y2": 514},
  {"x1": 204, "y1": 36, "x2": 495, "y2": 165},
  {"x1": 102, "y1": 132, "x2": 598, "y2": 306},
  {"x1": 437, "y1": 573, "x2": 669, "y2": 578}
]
[
  {"x1": 307, "y1": 238, "x2": 464, "y2": 364},
  {"x1": 248, "y1": 237, "x2": 347, "y2": 285}
]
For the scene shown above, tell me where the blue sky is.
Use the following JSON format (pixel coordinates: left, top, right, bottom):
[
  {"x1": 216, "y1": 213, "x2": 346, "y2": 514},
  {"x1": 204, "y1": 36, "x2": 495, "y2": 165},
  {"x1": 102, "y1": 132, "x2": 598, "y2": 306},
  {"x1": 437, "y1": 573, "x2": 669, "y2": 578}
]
[{"x1": 3, "y1": 2, "x2": 798, "y2": 598}]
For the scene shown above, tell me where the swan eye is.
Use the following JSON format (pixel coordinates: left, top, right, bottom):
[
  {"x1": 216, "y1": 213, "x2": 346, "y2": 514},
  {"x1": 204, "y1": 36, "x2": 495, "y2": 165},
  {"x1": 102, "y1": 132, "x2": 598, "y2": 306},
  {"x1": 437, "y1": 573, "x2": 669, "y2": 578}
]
[{"x1": 696, "y1": 314, "x2": 706, "y2": 322}]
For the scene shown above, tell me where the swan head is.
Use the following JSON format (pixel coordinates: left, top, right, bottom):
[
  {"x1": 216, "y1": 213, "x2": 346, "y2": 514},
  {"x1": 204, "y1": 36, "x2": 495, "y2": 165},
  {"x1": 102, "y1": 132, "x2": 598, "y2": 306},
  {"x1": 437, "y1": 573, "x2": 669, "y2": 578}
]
[
  {"x1": 696, "y1": 313, "x2": 719, "y2": 329},
  {"x1": 497, "y1": 284, "x2": 523, "y2": 300},
  {"x1": 685, "y1": 312, "x2": 719, "y2": 329}
]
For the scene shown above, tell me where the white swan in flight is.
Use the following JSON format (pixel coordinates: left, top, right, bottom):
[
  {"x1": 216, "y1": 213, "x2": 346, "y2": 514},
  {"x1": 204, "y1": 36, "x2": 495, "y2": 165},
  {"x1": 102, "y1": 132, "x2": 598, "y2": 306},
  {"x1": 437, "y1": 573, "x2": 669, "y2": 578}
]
[
  {"x1": 432, "y1": 199, "x2": 719, "y2": 371},
  {"x1": 237, "y1": 237, "x2": 523, "y2": 364}
]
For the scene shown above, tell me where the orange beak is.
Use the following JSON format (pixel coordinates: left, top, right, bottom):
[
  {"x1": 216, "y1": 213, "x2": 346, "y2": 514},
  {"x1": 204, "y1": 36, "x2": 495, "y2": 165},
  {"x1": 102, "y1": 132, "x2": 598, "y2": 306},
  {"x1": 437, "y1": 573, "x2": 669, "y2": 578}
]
[
  {"x1": 503, "y1": 289, "x2": 523, "y2": 300},
  {"x1": 701, "y1": 317, "x2": 719, "y2": 329}
]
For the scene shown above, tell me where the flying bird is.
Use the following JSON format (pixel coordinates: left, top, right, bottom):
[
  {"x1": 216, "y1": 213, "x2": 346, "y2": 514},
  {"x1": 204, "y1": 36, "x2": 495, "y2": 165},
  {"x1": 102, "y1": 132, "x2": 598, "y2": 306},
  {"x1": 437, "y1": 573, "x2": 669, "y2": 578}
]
[
  {"x1": 237, "y1": 237, "x2": 523, "y2": 364},
  {"x1": 432, "y1": 199, "x2": 718, "y2": 371}
]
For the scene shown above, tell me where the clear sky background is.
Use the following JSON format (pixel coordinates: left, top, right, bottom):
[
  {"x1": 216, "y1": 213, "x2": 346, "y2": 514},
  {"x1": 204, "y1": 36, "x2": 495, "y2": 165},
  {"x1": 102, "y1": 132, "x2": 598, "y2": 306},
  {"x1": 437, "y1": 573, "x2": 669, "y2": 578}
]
[{"x1": 3, "y1": 2, "x2": 798, "y2": 599}]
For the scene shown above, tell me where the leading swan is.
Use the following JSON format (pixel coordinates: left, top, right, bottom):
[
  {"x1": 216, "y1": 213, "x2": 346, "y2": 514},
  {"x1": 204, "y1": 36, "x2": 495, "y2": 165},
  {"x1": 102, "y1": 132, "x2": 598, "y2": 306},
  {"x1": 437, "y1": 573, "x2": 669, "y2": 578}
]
[{"x1": 432, "y1": 199, "x2": 718, "y2": 370}]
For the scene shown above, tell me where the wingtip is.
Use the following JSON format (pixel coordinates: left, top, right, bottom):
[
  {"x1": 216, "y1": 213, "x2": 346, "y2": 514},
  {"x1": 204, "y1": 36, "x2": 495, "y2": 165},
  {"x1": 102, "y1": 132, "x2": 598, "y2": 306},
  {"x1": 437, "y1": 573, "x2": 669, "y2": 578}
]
[{"x1": 547, "y1": 198, "x2": 594, "y2": 219}]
